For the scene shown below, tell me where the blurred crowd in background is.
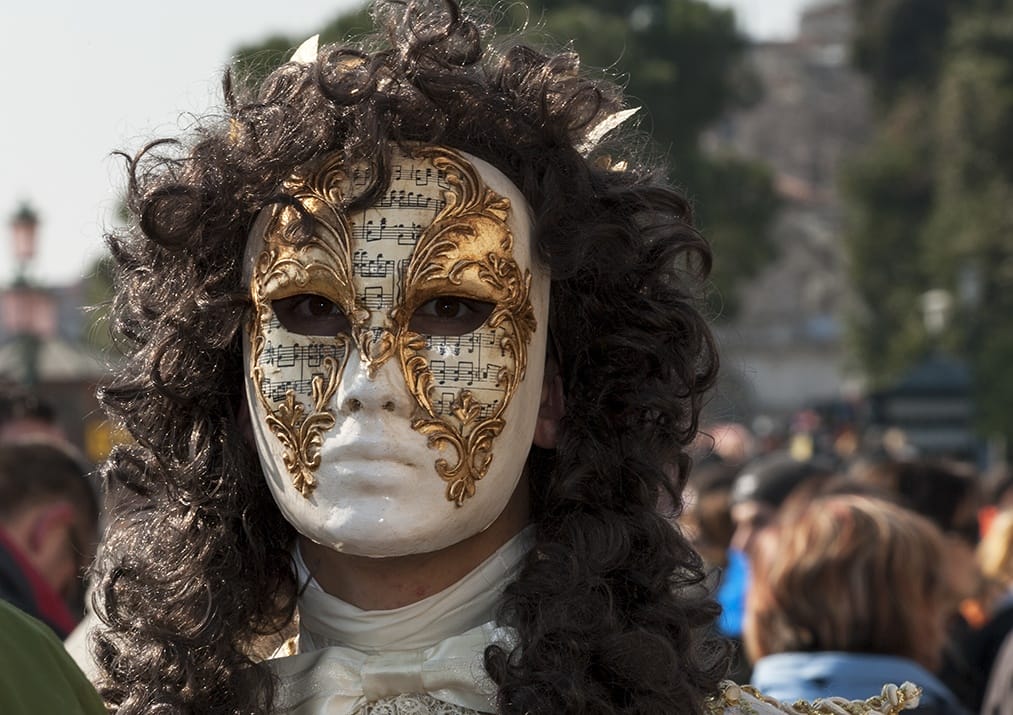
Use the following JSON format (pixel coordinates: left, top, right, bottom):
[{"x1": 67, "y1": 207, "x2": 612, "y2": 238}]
[
  {"x1": 683, "y1": 419, "x2": 1013, "y2": 715},
  {"x1": 5, "y1": 377, "x2": 1013, "y2": 714}
]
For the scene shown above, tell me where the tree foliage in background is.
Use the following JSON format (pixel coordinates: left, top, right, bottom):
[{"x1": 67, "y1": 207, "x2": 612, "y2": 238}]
[
  {"x1": 82, "y1": 202, "x2": 133, "y2": 355},
  {"x1": 83, "y1": 254, "x2": 116, "y2": 353},
  {"x1": 233, "y1": 6, "x2": 374, "y2": 87},
  {"x1": 845, "y1": 0, "x2": 1013, "y2": 443},
  {"x1": 232, "y1": 0, "x2": 778, "y2": 317}
]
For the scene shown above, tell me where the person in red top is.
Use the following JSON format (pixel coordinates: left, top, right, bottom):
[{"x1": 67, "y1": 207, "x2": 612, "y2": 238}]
[{"x1": 0, "y1": 440, "x2": 98, "y2": 639}]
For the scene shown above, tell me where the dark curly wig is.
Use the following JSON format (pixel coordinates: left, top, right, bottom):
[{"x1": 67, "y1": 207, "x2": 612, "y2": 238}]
[{"x1": 93, "y1": 1, "x2": 728, "y2": 712}]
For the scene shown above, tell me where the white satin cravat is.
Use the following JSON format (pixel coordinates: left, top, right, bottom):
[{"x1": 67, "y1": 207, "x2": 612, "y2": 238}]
[{"x1": 268, "y1": 529, "x2": 532, "y2": 714}]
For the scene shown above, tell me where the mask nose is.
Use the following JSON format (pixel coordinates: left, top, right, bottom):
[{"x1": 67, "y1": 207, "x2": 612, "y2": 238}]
[{"x1": 336, "y1": 344, "x2": 411, "y2": 417}]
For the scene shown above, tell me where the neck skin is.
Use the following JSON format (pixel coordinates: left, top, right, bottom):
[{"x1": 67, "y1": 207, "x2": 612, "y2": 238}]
[{"x1": 299, "y1": 474, "x2": 531, "y2": 610}]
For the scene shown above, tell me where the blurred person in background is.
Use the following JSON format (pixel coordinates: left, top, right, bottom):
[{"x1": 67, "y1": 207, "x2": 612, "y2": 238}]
[
  {"x1": 729, "y1": 451, "x2": 835, "y2": 557},
  {"x1": 981, "y1": 464, "x2": 1013, "y2": 535},
  {"x1": 966, "y1": 508, "x2": 1013, "y2": 709},
  {"x1": 681, "y1": 455, "x2": 749, "y2": 681},
  {"x1": 700, "y1": 447, "x2": 834, "y2": 680},
  {"x1": 0, "y1": 389, "x2": 66, "y2": 445},
  {"x1": 695, "y1": 421, "x2": 757, "y2": 466},
  {"x1": 684, "y1": 421, "x2": 755, "y2": 575},
  {"x1": 852, "y1": 459, "x2": 985, "y2": 708},
  {"x1": 0, "y1": 440, "x2": 98, "y2": 639},
  {"x1": 682, "y1": 456, "x2": 739, "y2": 573},
  {"x1": 744, "y1": 494, "x2": 968, "y2": 715}
]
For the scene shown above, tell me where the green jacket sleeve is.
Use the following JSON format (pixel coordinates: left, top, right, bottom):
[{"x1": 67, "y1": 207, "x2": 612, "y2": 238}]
[{"x1": 0, "y1": 599, "x2": 106, "y2": 714}]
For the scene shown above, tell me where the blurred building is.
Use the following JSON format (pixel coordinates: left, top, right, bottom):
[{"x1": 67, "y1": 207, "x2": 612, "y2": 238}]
[
  {"x1": 703, "y1": 0, "x2": 870, "y2": 426},
  {"x1": 0, "y1": 204, "x2": 110, "y2": 458}
]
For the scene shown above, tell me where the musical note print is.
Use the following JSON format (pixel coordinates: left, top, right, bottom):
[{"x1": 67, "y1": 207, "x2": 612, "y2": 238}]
[
  {"x1": 343, "y1": 153, "x2": 523, "y2": 421},
  {"x1": 257, "y1": 334, "x2": 347, "y2": 401}
]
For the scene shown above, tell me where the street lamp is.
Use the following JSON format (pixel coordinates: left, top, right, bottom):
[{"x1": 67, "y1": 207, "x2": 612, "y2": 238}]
[
  {"x1": 6, "y1": 203, "x2": 44, "y2": 385},
  {"x1": 9, "y1": 202, "x2": 39, "y2": 281}
]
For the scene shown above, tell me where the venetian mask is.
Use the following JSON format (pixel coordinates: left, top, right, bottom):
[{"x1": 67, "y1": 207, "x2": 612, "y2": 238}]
[{"x1": 242, "y1": 145, "x2": 550, "y2": 557}]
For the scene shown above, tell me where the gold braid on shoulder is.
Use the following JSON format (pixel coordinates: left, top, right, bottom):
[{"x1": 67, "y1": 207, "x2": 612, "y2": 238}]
[{"x1": 707, "y1": 681, "x2": 922, "y2": 715}]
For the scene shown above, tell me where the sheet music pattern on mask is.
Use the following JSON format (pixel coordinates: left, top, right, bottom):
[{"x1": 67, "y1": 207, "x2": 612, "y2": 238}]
[{"x1": 257, "y1": 160, "x2": 509, "y2": 421}]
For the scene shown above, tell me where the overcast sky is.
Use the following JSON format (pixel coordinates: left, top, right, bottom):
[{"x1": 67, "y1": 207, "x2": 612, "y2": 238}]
[{"x1": 2, "y1": 0, "x2": 816, "y2": 285}]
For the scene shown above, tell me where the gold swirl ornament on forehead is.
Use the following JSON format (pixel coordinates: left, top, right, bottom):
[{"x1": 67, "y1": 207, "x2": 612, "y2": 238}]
[{"x1": 248, "y1": 145, "x2": 537, "y2": 505}]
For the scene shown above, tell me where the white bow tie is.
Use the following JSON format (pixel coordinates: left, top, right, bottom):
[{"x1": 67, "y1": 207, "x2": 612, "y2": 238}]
[{"x1": 268, "y1": 621, "x2": 509, "y2": 714}]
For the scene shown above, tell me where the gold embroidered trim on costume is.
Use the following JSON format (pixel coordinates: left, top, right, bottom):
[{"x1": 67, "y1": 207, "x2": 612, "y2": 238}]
[{"x1": 705, "y1": 681, "x2": 922, "y2": 715}]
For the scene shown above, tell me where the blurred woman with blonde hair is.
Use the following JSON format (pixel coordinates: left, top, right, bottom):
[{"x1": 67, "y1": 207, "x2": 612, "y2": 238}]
[{"x1": 745, "y1": 494, "x2": 968, "y2": 715}]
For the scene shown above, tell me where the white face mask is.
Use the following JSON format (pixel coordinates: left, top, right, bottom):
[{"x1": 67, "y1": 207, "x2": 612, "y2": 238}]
[{"x1": 243, "y1": 145, "x2": 550, "y2": 557}]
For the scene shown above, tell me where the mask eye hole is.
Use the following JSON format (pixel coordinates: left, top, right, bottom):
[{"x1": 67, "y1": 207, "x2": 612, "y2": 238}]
[
  {"x1": 272, "y1": 294, "x2": 351, "y2": 336},
  {"x1": 409, "y1": 297, "x2": 495, "y2": 336}
]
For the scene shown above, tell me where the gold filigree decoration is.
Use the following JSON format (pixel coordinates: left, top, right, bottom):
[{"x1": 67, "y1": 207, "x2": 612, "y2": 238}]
[
  {"x1": 705, "y1": 681, "x2": 922, "y2": 715},
  {"x1": 249, "y1": 145, "x2": 538, "y2": 506},
  {"x1": 248, "y1": 153, "x2": 358, "y2": 498},
  {"x1": 257, "y1": 152, "x2": 359, "y2": 318},
  {"x1": 395, "y1": 146, "x2": 537, "y2": 506},
  {"x1": 252, "y1": 358, "x2": 341, "y2": 497},
  {"x1": 414, "y1": 391, "x2": 506, "y2": 505},
  {"x1": 354, "y1": 326, "x2": 397, "y2": 379}
]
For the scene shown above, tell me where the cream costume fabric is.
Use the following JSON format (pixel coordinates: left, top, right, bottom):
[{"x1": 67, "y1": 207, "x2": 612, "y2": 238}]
[{"x1": 266, "y1": 529, "x2": 530, "y2": 714}]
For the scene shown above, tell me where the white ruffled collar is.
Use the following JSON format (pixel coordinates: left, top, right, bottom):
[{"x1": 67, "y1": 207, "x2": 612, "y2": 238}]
[{"x1": 293, "y1": 527, "x2": 533, "y2": 653}]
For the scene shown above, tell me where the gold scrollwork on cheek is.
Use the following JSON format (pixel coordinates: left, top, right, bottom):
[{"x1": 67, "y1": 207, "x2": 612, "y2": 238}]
[
  {"x1": 407, "y1": 272, "x2": 534, "y2": 506},
  {"x1": 397, "y1": 147, "x2": 538, "y2": 506},
  {"x1": 413, "y1": 392, "x2": 505, "y2": 505},
  {"x1": 248, "y1": 154, "x2": 358, "y2": 498},
  {"x1": 402, "y1": 332, "x2": 436, "y2": 415},
  {"x1": 249, "y1": 244, "x2": 346, "y2": 496},
  {"x1": 251, "y1": 356, "x2": 341, "y2": 497}
]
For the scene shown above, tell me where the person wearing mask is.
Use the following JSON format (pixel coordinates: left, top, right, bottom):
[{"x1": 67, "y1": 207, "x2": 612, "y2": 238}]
[{"x1": 89, "y1": 2, "x2": 921, "y2": 713}]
